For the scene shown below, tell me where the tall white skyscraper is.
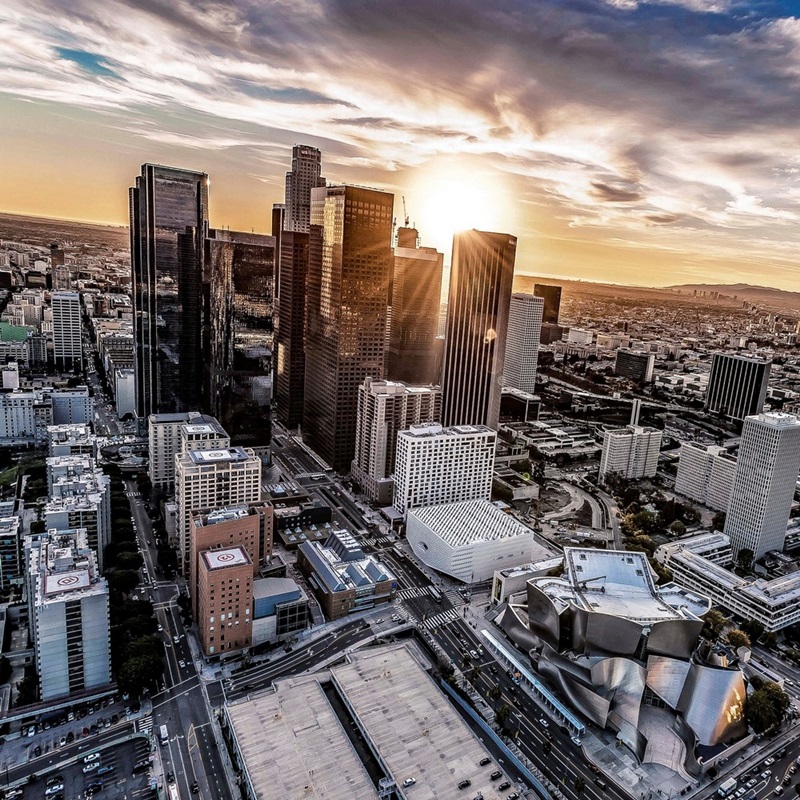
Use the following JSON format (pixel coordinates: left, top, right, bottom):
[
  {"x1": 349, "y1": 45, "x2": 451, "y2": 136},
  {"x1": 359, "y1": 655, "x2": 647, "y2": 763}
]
[
  {"x1": 393, "y1": 423, "x2": 496, "y2": 516},
  {"x1": 51, "y1": 291, "x2": 83, "y2": 370},
  {"x1": 503, "y1": 293, "x2": 544, "y2": 394},
  {"x1": 675, "y1": 442, "x2": 736, "y2": 512},
  {"x1": 599, "y1": 425, "x2": 662, "y2": 480},
  {"x1": 724, "y1": 412, "x2": 800, "y2": 559},
  {"x1": 351, "y1": 378, "x2": 441, "y2": 504},
  {"x1": 284, "y1": 145, "x2": 325, "y2": 233}
]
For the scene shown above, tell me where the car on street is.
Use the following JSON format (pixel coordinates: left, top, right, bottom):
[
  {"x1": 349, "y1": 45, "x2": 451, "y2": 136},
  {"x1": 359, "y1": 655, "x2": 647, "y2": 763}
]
[
  {"x1": 571, "y1": 736, "x2": 582, "y2": 746},
  {"x1": 83, "y1": 762, "x2": 100, "y2": 773},
  {"x1": 167, "y1": 771, "x2": 175, "y2": 783},
  {"x1": 84, "y1": 753, "x2": 100, "y2": 763},
  {"x1": 498, "y1": 781, "x2": 511, "y2": 790},
  {"x1": 179, "y1": 659, "x2": 187, "y2": 668},
  {"x1": 191, "y1": 781, "x2": 200, "y2": 794},
  {"x1": 45, "y1": 785, "x2": 64, "y2": 796},
  {"x1": 539, "y1": 718, "x2": 549, "y2": 728},
  {"x1": 402, "y1": 778, "x2": 416, "y2": 787}
]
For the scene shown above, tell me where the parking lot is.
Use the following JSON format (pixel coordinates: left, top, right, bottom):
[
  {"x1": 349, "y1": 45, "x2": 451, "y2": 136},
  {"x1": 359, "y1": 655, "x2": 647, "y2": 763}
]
[{"x1": 9, "y1": 738, "x2": 157, "y2": 800}]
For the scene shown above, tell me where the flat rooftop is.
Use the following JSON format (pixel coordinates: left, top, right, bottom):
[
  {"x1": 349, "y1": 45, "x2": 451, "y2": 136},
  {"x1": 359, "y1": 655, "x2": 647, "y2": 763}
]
[
  {"x1": 331, "y1": 644, "x2": 509, "y2": 799},
  {"x1": 227, "y1": 672, "x2": 379, "y2": 800}
]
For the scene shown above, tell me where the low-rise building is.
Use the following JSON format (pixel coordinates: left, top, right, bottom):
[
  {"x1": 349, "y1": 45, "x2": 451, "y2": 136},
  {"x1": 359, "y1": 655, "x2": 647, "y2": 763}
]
[
  {"x1": 251, "y1": 577, "x2": 310, "y2": 645},
  {"x1": 406, "y1": 499, "x2": 552, "y2": 583},
  {"x1": 296, "y1": 530, "x2": 396, "y2": 619},
  {"x1": 47, "y1": 423, "x2": 96, "y2": 458}
]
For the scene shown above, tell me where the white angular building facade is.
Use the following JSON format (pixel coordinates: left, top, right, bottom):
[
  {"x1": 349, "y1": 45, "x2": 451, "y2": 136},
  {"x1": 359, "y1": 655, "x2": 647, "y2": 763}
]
[{"x1": 599, "y1": 425, "x2": 662, "y2": 480}]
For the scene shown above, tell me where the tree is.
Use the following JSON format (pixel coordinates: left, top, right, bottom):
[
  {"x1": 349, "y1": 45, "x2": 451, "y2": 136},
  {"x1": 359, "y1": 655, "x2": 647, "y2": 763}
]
[
  {"x1": 107, "y1": 569, "x2": 140, "y2": 595},
  {"x1": 740, "y1": 619, "x2": 765, "y2": 645},
  {"x1": 726, "y1": 629, "x2": 751, "y2": 650},
  {"x1": 746, "y1": 689, "x2": 779, "y2": 734},
  {"x1": 712, "y1": 511, "x2": 726, "y2": 531},
  {"x1": 668, "y1": 520, "x2": 686, "y2": 537},
  {"x1": 702, "y1": 609, "x2": 727, "y2": 641},
  {"x1": 116, "y1": 551, "x2": 144, "y2": 571},
  {"x1": 117, "y1": 653, "x2": 163, "y2": 695},
  {"x1": 737, "y1": 548, "x2": 754, "y2": 573}
]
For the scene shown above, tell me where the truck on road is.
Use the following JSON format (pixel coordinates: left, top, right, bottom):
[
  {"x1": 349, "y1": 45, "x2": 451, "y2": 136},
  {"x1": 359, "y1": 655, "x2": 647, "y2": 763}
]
[{"x1": 718, "y1": 778, "x2": 737, "y2": 797}]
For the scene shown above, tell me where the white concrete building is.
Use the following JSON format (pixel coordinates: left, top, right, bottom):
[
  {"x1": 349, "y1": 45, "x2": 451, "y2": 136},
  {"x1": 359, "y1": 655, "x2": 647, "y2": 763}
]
[
  {"x1": 503, "y1": 293, "x2": 544, "y2": 394},
  {"x1": 407, "y1": 499, "x2": 549, "y2": 583},
  {"x1": 47, "y1": 423, "x2": 96, "y2": 458},
  {"x1": 724, "y1": 412, "x2": 800, "y2": 559},
  {"x1": 0, "y1": 387, "x2": 92, "y2": 446},
  {"x1": 351, "y1": 378, "x2": 441, "y2": 505},
  {"x1": 675, "y1": 443, "x2": 736, "y2": 512},
  {"x1": 1, "y1": 361, "x2": 19, "y2": 389},
  {"x1": 114, "y1": 367, "x2": 135, "y2": 419},
  {"x1": 567, "y1": 328, "x2": 593, "y2": 345},
  {"x1": 654, "y1": 531, "x2": 733, "y2": 568},
  {"x1": 27, "y1": 528, "x2": 111, "y2": 701},
  {"x1": 51, "y1": 291, "x2": 83, "y2": 370},
  {"x1": 175, "y1": 447, "x2": 261, "y2": 575},
  {"x1": 658, "y1": 537, "x2": 800, "y2": 632},
  {"x1": 393, "y1": 423, "x2": 495, "y2": 516},
  {"x1": 599, "y1": 425, "x2": 662, "y2": 480}
]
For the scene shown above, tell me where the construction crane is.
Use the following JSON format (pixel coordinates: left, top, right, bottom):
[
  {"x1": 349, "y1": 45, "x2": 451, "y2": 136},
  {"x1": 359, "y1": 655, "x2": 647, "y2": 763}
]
[{"x1": 402, "y1": 196, "x2": 410, "y2": 227}]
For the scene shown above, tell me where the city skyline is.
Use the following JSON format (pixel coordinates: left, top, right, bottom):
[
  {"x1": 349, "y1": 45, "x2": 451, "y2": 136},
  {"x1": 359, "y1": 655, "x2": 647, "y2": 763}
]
[{"x1": 2, "y1": 1, "x2": 800, "y2": 290}]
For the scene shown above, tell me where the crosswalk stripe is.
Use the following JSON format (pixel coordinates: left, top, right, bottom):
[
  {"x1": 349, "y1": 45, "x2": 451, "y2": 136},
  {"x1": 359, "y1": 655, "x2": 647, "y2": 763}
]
[
  {"x1": 397, "y1": 586, "x2": 430, "y2": 599},
  {"x1": 422, "y1": 608, "x2": 461, "y2": 630}
]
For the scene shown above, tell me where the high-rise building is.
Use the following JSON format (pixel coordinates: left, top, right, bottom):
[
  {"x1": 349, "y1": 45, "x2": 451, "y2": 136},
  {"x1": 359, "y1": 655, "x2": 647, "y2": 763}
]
[
  {"x1": 393, "y1": 423, "x2": 496, "y2": 516},
  {"x1": 130, "y1": 163, "x2": 209, "y2": 419},
  {"x1": 50, "y1": 244, "x2": 71, "y2": 291},
  {"x1": 615, "y1": 349, "x2": 655, "y2": 384},
  {"x1": 274, "y1": 231, "x2": 309, "y2": 429},
  {"x1": 724, "y1": 412, "x2": 800, "y2": 559},
  {"x1": 351, "y1": 378, "x2": 441, "y2": 504},
  {"x1": 303, "y1": 185, "x2": 394, "y2": 471},
  {"x1": 533, "y1": 283, "x2": 562, "y2": 325},
  {"x1": 441, "y1": 230, "x2": 516, "y2": 429},
  {"x1": 599, "y1": 425, "x2": 662, "y2": 480},
  {"x1": 189, "y1": 504, "x2": 271, "y2": 619},
  {"x1": 0, "y1": 516, "x2": 21, "y2": 590},
  {"x1": 175, "y1": 447, "x2": 262, "y2": 575},
  {"x1": 705, "y1": 353, "x2": 771, "y2": 421},
  {"x1": 284, "y1": 145, "x2": 325, "y2": 233},
  {"x1": 675, "y1": 443, "x2": 736, "y2": 512},
  {"x1": 503, "y1": 294, "x2": 544, "y2": 394},
  {"x1": 27, "y1": 528, "x2": 111, "y2": 701},
  {"x1": 386, "y1": 227, "x2": 444, "y2": 385},
  {"x1": 196, "y1": 546, "x2": 254, "y2": 656},
  {"x1": 51, "y1": 291, "x2": 83, "y2": 370}
]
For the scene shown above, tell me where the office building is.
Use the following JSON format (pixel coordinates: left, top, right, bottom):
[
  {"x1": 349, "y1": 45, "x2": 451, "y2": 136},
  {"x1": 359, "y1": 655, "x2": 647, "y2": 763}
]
[
  {"x1": 655, "y1": 531, "x2": 733, "y2": 568},
  {"x1": 599, "y1": 425, "x2": 662, "y2": 480},
  {"x1": 393, "y1": 423, "x2": 496, "y2": 516},
  {"x1": 566, "y1": 328, "x2": 593, "y2": 346},
  {"x1": 351, "y1": 378, "x2": 441, "y2": 505},
  {"x1": 27, "y1": 528, "x2": 111, "y2": 701},
  {"x1": 614, "y1": 349, "x2": 655, "y2": 384},
  {"x1": 296, "y1": 529, "x2": 396, "y2": 619},
  {"x1": 47, "y1": 423, "x2": 96, "y2": 458},
  {"x1": 407, "y1": 499, "x2": 550, "y2": 583},
  {"x1": 533, "y1": 283, "x2": 561, "y2": 325},
  {"x1": 284, "y1": 145, "x2": 325, "y2": 233},
  {"x1": 0, "y1": 388, "x2": 92, "y2": 447},
  {"x1": 658, "y1": 535, "x2": 800, "y2": 632},
  {"x1": 705, "y1": 353, "x2": 770, "y2": 421},
  {"x1": 175, "y1": 447, "x2": 262, "y2": 575},
  {"x1": 50, "y1": 244, "x2": 71, "y2": 291},
  {"x1": 675, "y1": 443, "x2": 736, "y2": 512},
  {"x1": 303, "y1": 185, "x2": 394, "y2": 470},
  {"x1": 188, "y1": 504, "x2": 272, "y2": 616},
  {"x1": 724, "y1": 412, "x2": 800, "y2": 559},
  {"x1": 148, "y1": 412, "x2": 229, "y2": 491},
  {"x1": 49, "y1": 387, "x2": 92, "y2": 425},
  {"x1": 540, "y1": 323, "x2": 567, "y2": 345},
  {"x1": 503, "y1": 293, "x2": 544, "y2": 394},
  {"x1": 0, "y1": 515, "x2": 21, "y2": 590},
  {"x1": 196, "y1": 546, "x2": 253, "y2": 657},
  {"x1": 114, "y1": 368, "x2": 136, "y2": 419},
  {"x1": 251, "y1": 577, "x2": 309, "y2": 645},
  {"x1": 1, "y1": 361, "x2": 19, "y2": 390},
  {"x1": 51, "y1": 291, "x2": 83, "y2": 370},
  {"x1": 386, "y1": 227, "x2": 444, "y2": 385},
  {"x1": 129, "y1": 163, "x2": 209, "y2": 418},
  {"x1": 274, "y1": 230, "x2": 309, "y2": 428},
  {"x1": 441, "y1": 230, "x2": 516, "y2": 429}
]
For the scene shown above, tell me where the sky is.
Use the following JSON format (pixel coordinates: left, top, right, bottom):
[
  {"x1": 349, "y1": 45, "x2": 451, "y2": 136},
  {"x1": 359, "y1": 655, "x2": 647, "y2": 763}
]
[{"x1": 1, "y1": 0, "x2": 800, "y2": 290}]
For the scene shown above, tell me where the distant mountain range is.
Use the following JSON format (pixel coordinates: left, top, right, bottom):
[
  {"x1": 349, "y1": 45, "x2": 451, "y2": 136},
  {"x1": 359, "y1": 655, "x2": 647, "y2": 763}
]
[{"x1": 668, "y1": 283, "x2": 800, "y2": 312}]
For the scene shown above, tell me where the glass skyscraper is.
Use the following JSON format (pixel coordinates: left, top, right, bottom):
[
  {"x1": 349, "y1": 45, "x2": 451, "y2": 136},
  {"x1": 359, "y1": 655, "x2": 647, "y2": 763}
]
[
  {"x1": 129, "y1": 164, "x2": 209, "y2": 418},
  {"x1": 302, "y1": 185, "x2": 394, "y2": 471}
]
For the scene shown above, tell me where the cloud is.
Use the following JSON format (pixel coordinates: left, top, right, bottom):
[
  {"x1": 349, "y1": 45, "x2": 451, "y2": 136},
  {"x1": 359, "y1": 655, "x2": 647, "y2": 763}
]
[{"x1": 1, "y1": 0, "x2": 800, "y2": 286}]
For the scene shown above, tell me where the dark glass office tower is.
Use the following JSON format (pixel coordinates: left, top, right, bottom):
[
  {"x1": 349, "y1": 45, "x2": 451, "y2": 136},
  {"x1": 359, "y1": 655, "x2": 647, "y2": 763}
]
[
  {"x1": 533, "y1": 283, "x2": 562, "y2": 324},
  {"x1": 284, "y1": 145, "x2": 325, "y2": 233},
  {"x1": 274, "y1": 231, "x2": 309, "y2": 429},
  {"x1": 386, "y1": 227, "x2": 444, "y2": 386},
  {"x1": 303, "y1": 185, "x2": 394, "y2": 471},
  {"x1": 206, "y1": 230, "x2": 275, "y2": 445},
  {"x1": 441, "y1": 229, "x2": 516, "y2": 429},
  {"x1": 130, "y1": 164, "x2": 209, "y2": 418},
  {"x1": 705, "y1": 353, "x2": 771, "y2": 421}
]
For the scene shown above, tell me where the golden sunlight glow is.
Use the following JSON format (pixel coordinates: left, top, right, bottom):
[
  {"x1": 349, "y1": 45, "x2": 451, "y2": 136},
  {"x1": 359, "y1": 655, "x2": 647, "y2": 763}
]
[{"x1": 407, "y1": 161, "x2": 515, "y2": 257}]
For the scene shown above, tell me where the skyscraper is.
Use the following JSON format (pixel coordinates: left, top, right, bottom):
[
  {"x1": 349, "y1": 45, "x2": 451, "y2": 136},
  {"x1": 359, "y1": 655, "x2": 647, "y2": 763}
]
[
  {"x1": 284, "y1": 145, "x2": 325, "y2": 233},
  {"x1": 274, "y1": 231, "x2": 309, "y2": 428},
  {"x1": 705, "y1": 353, "x2": 771, "y2": 421},
  {"x1": 534, "y1": 283, "x2": 561, "y2": 324},
  {"x1": 724, "y1": 412, "x2": 800, "y2": 559},
  {"x1": 130, "y1": 164, "x2": 209, "y2": 419},
  {"x1": 503, "y1": 293, "x2": 544, "y2": 394},
  {"x1": 386, "y1": 227, "x2": 444, "y2": 385},
  {"x1": 441, "y1": 230, "x2": 516, "y2": 429},
  {"x1": 351, "y1": 377, "x2": 441, "y2": 504},
  {"x1": 303, "y1": 185, "x2": 394, "y2": 471},
  {"x1": 51, "y1": 291, "x2": 83, "y2": 370}
]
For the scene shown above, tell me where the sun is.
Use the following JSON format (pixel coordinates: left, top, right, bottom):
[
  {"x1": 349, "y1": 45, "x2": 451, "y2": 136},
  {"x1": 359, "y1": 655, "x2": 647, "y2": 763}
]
[{"x1": 406, "y1": 161, "x2": 514, "y2": 258}]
